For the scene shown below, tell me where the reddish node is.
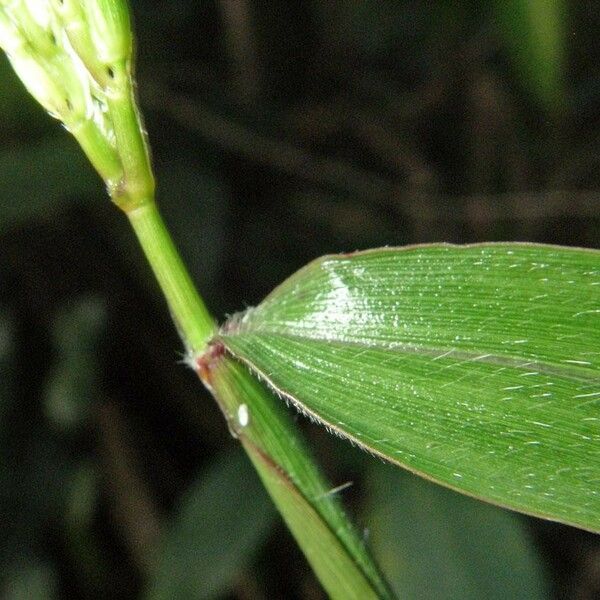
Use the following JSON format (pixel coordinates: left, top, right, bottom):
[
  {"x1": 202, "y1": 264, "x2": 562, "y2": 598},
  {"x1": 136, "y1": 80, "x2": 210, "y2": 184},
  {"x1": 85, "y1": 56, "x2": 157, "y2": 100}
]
[{"x1": 195, "y1": 341, "x2": 226, "y2": 385}]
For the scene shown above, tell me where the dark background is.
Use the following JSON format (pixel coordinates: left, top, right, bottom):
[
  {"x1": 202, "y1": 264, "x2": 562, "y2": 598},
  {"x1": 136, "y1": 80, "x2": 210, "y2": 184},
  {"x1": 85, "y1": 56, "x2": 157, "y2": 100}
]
[{"x1": 1, "y1": 1, "x2": 599, "y2": 598}]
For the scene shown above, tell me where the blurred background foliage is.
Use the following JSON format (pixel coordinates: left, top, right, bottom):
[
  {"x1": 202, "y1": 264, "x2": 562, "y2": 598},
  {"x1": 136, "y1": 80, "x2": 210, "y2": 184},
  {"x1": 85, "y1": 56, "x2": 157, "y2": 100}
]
[{"x1": 1, "y1": 0, "x2": 599, "y2": 598}]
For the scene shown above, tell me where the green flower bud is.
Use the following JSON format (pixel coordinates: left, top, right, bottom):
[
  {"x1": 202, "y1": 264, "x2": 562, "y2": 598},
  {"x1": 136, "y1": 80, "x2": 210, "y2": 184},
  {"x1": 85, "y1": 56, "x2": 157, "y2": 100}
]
[
  {"x1": 0, "y1": 8, "x2": 89, "y2": 124},
  {"x1": 22, "y1": 0, "x2": 51, "y2": 26},
  {"x1": 3, "y1": 0, "x2": 55, "y2": 56},
  {"x1": 4, "y1": 49, "x2": 67, "y2": 119},
  {"x1": 0, "y1": 8, "x2": 25, "y2": 55},
  {"x1": 2, "y1": 0, "x2": 153, "y2": 209},
  {"x1": 50, "y1": 0, "x2": 107, "y2": 87},
  {"x1": 82, "y1": 0, "x2": 132, "y2": 67}
]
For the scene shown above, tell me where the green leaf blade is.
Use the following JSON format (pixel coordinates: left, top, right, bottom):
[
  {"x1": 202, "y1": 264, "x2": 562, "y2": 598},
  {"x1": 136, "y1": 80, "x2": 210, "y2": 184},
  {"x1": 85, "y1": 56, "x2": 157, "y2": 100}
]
[{"x1": 220, "y1": 244, "x2": 600, "y2": 532}]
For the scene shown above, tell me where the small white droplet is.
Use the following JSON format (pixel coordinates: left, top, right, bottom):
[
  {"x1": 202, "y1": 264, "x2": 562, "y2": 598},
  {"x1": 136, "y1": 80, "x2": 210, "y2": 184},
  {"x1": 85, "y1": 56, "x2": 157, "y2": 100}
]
[{"x1": 237, "y1": 404, "x2": 249, "y2": 427}]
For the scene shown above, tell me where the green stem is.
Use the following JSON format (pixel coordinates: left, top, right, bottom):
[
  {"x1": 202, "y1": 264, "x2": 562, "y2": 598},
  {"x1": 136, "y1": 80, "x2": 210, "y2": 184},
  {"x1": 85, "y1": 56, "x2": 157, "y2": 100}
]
[
  {"x1": 103, "y1": 58, "x2": 214, "y2": 354},
  {"x1": 106, "y1": 61, "x2": 154, "y2": 210},
  {"x1": 205, "y1": 355, "x2": 395, "y2": 600},
  {"x1": 128, "y1": 202, "x2": 216, "y2": 354}
]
